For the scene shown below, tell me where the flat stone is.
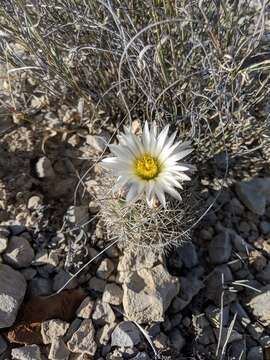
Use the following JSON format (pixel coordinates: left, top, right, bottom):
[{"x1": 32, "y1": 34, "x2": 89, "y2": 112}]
[
  {"x1": 168, "y1": 328, "x2": 186, "y2": 352},
  {"x1": 123, "y1": 264, "x2": 179, "y2": 323},
  {"x1": 118, "y1": 249, "x2": 161, "y2": 272},
  {"x1": 92, "y1": 300, "x2": 116, "y2": 326},
  {"x1": 177, "y1": 274, "x2": 204, "y2": 310},
  {"x1": 67, "y1": 319, "x2": 97, "y2": 356},
  {"x1": 28, "y1": 277, "x2": 53, "y2": 297},
  {"x1": 248, "y1": 285, "x2": 270, "y2": 326},
  {"x1": 49, "y1": 338, "x2": 70, "y2": 360},
  {"x1": 3, "y1": 236, "x2": 34, "y2": 268},
  {"x1": 96, "y1": 258, "x2": 115, "y2": 280},
  {"x1": 0, "y1": 264, "x2": 27, "y2": 328},
  {"x1": 76, "y1": 297, "x2": 95, "y2": 319},
  {"x1": 102, "y1": 283, "x2": 123, "y2": 306},
  {"x1": 41, "y1": 319, "x2": 69, "y2": 344},
  {"x1": 208, "y1": 231, "x2": 232, "y2": 264},
  {"x1": 260, "y1": 221, "x2": 270, "y2": 234},
  {"x1": 111, "y1": 321, "x2": 141, "y2": 347},
  {"x1": 35, "y1": 156, "x2": 55, "y2": 178},
  {"x1": 11, "y1": 345, "x2": 42, "y2": 360}
]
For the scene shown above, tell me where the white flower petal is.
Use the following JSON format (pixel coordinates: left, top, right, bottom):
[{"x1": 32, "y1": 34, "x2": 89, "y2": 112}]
[{"x1": 142, "y1": 121, "x2": 151, "y2": 151}]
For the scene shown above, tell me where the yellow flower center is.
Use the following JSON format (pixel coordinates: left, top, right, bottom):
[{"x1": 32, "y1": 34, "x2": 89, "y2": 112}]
[{"x1": 135, "y1": 153, "x2": 160, "y2": 180}]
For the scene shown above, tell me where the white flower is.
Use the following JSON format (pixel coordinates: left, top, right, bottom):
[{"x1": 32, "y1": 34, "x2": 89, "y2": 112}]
[{"x1": 102, "y1": 121, "x2": 195, "y2": 207}]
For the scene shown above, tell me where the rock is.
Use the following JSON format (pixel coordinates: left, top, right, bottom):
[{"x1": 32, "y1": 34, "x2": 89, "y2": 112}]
[
  {"x1": 247, "y1": 346, "x2": 263, "y2": 360},
  {"x1": 41, "y1": 319, "x2": 69, "y2": 344},
  {"x1": 67, "y1": 319, "x2": 97, "y2": 356},
  {"x1": 256, "y1": 262, "x2": 270, "y2": 284},
  {"x1": 11, "y1": 345, "x2": 42, "y2": 360},
  {"x1": 102, "y1": 283, "x2": 123, "y2": 306},
  {"x1": 96, "y1": 259, "x2": 115, "y2": 280},
  {"x1": 168, "y1": 328, "x2": 186, "y2": 352},
  {"x1": 168, "y1": 242, "x2": 198, "y2": 270},
  {"x1": 63, "y1": 318, "x2": 82, "y2": 342},
  {"x1": 88, "y1": 277, "x2": 106, "y2": 293},
  {"x1": 21, "y1": 268, "x2": 37, "y2": 281},
  {"x1": 28, "y1": 277, "x2": 53, "y2": 297},
  {"x1": 123, "y1": 264, "x2": 179, "y2": 323},
  {"x1": 3, "y1": 236, "x2": 34, "y2": 268},
  {"x1": 213, "y1": 327, "x2": 242, "y2": 348},
  {"x1": 230, "y1": 302, "x2": 251, "y2": 327},
  {"x1": 34, "y1": 250, "x2": 59, "y2": 267},
  {"x1": 53, "y1": 270, "x2": 78, "y2": 292},
  {"x1": 131, "y1": 353, "x2": 150, "y2": 360},
  {"x1": 0, "y1": 226, "x2": 9, "y2": 254},
  {"x1": 235, "y1": 178, "x2": 270, "y2": 215},
  {"x1": 248, "y1": 285, "x2": 270, "y2": 326},
  {"x1": 49, "y1": 338, "x2": 70, "y2": 360},
  {"x1": 27, "y1": 196, "x2": 43, "y2": 210},
  {"x1": 206, "y1": 265, "x2": 236, "y2": 305},
  {"x1": 0, "y1": 264, "x2": 27, "y2": 328},
  {"x1": 92, "y1": 300, "x2": 116, "y2": 326},
  {"x1": 111, "y1": 321, "x2": 141, "y2": 347},
  {"x1": 260, "y1": 221, "x2": 270, "y2": 234},
  {"x1": 228, "y1": 339, "x2": 246, "y2": 360},
  {"x1": 35, "y1": 156, "x2": 55, "y2": 178},
  {"x1": 176, "y1": 274, "x2": 204, "y2": 310},
  {"x1": 247, "y1": 323, "x2": 264, "y2": 341},
  {"x1": 117, "y1": 249, "x2": 161, "y2": 272},
  {"x1": 0, "y1": 335, "x2": 7, "y2": 355},
  {"x1": 205, "y1": 305, "x2": 229, "y2": 328},
  {"x1": 96, "y1": 323, "x2": 116, "y2": 346},
  {"x1": 208, "y1": 231, "x2": 232, "y2": 264},
  {"x1": 76, "y1": 297, "x2": 95, "y2": 319}
]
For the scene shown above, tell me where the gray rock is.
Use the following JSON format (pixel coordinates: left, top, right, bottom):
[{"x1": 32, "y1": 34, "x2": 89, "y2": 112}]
[
  {"x1": 63, "y1": 318, "x2": 82, "y2": 342},
  {"x1": 178, "y1": 242, "x2": 198, "y2": 269},
  {"x1": 0, "y1": 226, "x2": 9, "y2": 254},
  {"x1": 176, "y1": 274, "x2": 204, "y2": 310},
  {"x1": 247, "y1": 323, "x2": 264, "y2": 341},
  {"x1": 41, "y1": 319, "x2": 69, "y2": 344},
  {"x1": 169, "y1": 329, "x2": 186, "y2": 352},
  {"x1": 49, "y1": 338, "x2": 70, "y2": 360},
  {"x1": 248, "y1": 285, "x2": 270, "y2": 326},
  {"x1": 88, "y1": 277, "x2": 106, "y2": 293},
  {"x1": 3, "y1": 236, "x2": 34, "y2": 268},
  {"x1": 228, "y1": 339, "x2": 246, "y2": 360},
  {"x1": 260, "y1": 221, "x2": 270, "y2": 234},
  {"x1": 247, "y1": 346, "x2": 263, "y2": 360},
  {"x1": 123, "y1": 264, "x2": 179, "y2": 323},
  {"x1": 76, "y1": 297, "x2": 95, "y2": 319},
  {"x1": 111, "y1": 321, "x2": 141, "y2": 347},
  {"x1": 21, "y1": 268, "x2": 37, "y2": 281},
  {"x1": 102, "y1": 283, "x2": 123, "y2": 306},
  {"x1": 96, "y1": 258, "x2": 115, "y2": 280},
  {"x1": 92, "y1": 300, "x2": 116, "y2": 326},
  {"x1": 27, "y1": 196, "x2": 43, "y2": 210},
  {"x1": 230, "y1": 302, "x2": 251, "y2": 327},
  {"x1": 0, "y1": 264, "x2": 27, "y2": 328},
  {"x1": 206, "y1": 265, "x2": 236, "y2": 305},
  {"x1": 235, "y1": 178, "x2": 270, "y2": 215},
  {"x1": 67, "y1": 319, "x2": 97, "y2": 356},
  {"x1": 28, "y1": 277, "x2": 53, "y2": 297},
  {"x1": 208, "y1": 231, "x2": 232, "y2": 264},
  {"x1": 53, "y1": 270, "x2": 78, "y2": 292},
  {"x1": 131, "y1": 353, "x2": 150, "y2": 360},
  {"x1": 0, "y1": 335, "x2": 7, "y2": 355},
  {"x1": 11, "y1": 345, "x2": 42, "y2": 360},
  {"x1": 213, "y1": 327, "x2": 242, "y2": 348}
]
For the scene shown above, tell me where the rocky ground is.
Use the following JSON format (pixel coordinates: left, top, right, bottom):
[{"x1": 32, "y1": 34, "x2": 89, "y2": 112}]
[{"x1": 0, "y1": 107, "x2": 270, "y2": 360}]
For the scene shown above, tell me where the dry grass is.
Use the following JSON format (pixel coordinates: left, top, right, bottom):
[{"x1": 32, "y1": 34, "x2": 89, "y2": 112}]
[{"x1": 0, "y1": 0, "x2": 269, "y2": 158}]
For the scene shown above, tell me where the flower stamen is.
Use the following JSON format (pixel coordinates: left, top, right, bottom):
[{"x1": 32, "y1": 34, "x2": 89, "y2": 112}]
[{"x1": 135, "y1": 153, "x2": 160, "y2": 180}]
